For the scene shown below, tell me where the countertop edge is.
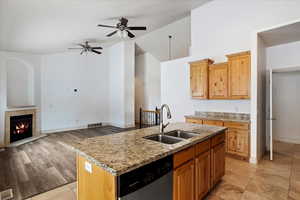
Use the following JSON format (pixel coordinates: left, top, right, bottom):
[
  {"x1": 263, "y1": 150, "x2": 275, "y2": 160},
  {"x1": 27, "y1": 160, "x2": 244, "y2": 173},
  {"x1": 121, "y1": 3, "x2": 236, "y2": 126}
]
[{"x1": 63, "y1": 127, "x2": 227, "y2": 176}]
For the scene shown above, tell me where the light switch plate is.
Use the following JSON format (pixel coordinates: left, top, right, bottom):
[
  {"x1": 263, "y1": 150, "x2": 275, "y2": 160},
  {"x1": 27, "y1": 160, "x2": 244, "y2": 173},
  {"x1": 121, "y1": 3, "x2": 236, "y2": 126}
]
[{"x1": 85, "y1": 161, "x2": 92, "y2": 173}]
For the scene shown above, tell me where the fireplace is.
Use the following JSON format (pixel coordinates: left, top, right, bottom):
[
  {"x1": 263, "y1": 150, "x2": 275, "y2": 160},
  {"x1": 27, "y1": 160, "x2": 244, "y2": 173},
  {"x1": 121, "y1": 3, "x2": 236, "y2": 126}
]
[
  {"x1": 5, "y1": 108, "x2": 37, "y2": 146},
  {"x1": 10, "y1": 114, "x2": 33, "y2": 143}
]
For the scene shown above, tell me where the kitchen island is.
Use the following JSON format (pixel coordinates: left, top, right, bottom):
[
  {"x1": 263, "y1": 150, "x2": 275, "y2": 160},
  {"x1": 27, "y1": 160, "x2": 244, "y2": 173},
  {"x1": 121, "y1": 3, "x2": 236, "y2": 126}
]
[{"x1": 65, "y1": 122, "x2": 227, "y2": 200}]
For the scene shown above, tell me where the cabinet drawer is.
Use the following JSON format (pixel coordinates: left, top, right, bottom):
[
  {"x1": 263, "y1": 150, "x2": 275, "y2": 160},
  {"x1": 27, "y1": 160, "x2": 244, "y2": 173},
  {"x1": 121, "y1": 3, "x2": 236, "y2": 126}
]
[
  {"x1": 211, "y1": 132, "x2": 225, "y2": 147},
  {"x1": 195, "y1": 140, "x2": 210, "y2": 156},
  {"x1": 203, "y1": 120, "x2": 224, "y2": 126},
  {"x1": 224, "y1": 121, "x2": 249, "y2": 130},
  {"x1": 186, "y1": 118, "x2": 203, "y2": 124},
  {"x1": 174, "y1": 146, "x2": 195, "y2": 169}
]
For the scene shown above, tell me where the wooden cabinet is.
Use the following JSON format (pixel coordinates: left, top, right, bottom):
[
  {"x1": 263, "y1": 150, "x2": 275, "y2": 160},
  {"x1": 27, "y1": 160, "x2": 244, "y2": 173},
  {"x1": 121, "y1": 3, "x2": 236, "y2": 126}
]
[
  {"x1": 211, "y1": 142, "x2": 225, "y2": 186},
  {"x1": 189, "y1": 51, "x2": 251, "y2": 100},
  {"x1": 209, "y1": 63, "x2": 228, "y2": 99},
  {"x1": 224, "y1": 122, "x2": 249, "y2": 159},
  {"x1": 195, "y1": 151, "x2": 211, "y2": 200},
  {"x1": 186, "y1": 118, "x2": 203, "y2": 124},
  {"x1": 77, "y1": 155, "x2": 116, "y2": 200},
  {"x1": 202, "y1": 120, "x2": 224, "y2": 127},
  {"x1": 235, "y1": 130, "x2": 249, "y2": 157},
  {"x1": 226, "y1": 129, "x2": 237, "y2": 154},
  {"x1": 173, "y1": 133, "x2": 225, "y2": 200},
  {"x1": 227, "y1": 51, "x2": 251, "y2": 99},
  {"x1": 173, "y1": 160, "x2": 195, "y2": 200},
  {"x1": 190, "y1": 59, "x2": 214, "y2": 99}
]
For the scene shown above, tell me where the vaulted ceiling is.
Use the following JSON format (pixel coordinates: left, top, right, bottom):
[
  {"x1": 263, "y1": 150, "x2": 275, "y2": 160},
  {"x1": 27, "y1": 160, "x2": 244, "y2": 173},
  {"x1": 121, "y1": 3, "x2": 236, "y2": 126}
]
[{"x1": 0, "y1": 0, "x2": 210, "y2": 54}]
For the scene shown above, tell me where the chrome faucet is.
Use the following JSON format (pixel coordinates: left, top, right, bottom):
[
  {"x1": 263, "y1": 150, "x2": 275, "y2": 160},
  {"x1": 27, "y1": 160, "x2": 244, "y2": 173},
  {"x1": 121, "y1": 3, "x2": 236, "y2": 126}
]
[{"x1": 159, "y1": 104, "x2": 172, "y2": 134}]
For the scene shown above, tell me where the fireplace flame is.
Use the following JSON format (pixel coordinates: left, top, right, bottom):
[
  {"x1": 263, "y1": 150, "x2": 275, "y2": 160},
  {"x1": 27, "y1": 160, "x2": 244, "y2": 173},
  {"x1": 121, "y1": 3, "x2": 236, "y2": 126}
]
[{"x1": 14, "y1": 123, "x2": 29, "y2": 134}]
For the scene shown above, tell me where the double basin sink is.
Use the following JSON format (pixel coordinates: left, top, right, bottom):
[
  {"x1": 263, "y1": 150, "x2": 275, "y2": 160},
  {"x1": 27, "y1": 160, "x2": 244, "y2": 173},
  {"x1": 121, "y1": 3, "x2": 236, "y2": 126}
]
[{"x1": 143, "y1": 130, "x2": 199, "y2": 145}]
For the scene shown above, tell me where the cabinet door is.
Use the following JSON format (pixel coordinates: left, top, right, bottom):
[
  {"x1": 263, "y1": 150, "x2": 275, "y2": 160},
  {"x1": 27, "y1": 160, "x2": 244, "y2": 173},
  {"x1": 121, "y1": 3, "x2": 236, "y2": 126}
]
[
  {"x1": 211, "y1": 143, "x2": 225, "y2": 186},
  {"x1": 209, "y1": 63, "x2": 228, "y2": 99},
  {"x1": 190, "y1": 61, "x2": 210, "y2": 99},
  {"x1": 235, "y1": 130, "x2": 249, "y2": 157},
  {"x1": 228, "y1": 52, "x2": 251, "y2": 99},
  {"x1": 195, "y1": 151, "x2": 210, "y2": 200},
  {"x1": 173, "y1": 160, "x2": 195, "y2": 200},
  {"x1": 226, "y1": 129, "x2": 237, "y2": 154}
]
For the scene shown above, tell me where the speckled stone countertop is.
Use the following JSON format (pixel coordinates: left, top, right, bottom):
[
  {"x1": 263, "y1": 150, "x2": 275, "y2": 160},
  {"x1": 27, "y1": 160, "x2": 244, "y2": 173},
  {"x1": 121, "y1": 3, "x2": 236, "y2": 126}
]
[
  {"x1": 63, "y1": 123, "x2": 227, "y2": 176},
  {"x1": 186, "y1": 111, "x2": 250, "y2": 123}
]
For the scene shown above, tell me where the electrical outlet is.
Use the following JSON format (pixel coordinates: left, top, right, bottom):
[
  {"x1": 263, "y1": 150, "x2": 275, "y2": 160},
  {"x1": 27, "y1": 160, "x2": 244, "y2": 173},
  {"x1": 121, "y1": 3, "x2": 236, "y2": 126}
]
[{"x1": 85, "y1": 161, "x2": 92, "y2": 173}]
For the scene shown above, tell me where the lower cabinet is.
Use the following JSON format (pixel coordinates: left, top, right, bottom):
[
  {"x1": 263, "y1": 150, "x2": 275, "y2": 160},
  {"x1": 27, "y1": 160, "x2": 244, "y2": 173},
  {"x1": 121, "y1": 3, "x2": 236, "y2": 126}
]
[
  {"x1": 211, "y1": 142, "x2": 225, "y2": 186},
  {"x1": 173, "y1": 160, "x2": 195, "y2": 200},
  {"x1": 173, "y1": 133, "x2": 225, "y2": 200},
  {"x1": 226, "y1": 128, "x2": 249, "y2": 158},
  {"x1": 195, "y1": 151, "x2": 211, "y2": 200}
]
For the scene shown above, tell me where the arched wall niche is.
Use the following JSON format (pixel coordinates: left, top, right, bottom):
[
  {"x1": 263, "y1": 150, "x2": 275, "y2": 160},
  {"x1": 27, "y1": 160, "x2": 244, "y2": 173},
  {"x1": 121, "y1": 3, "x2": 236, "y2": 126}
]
[{"x1": 6, "y1": 58, "x2": 35, "y2": 107}]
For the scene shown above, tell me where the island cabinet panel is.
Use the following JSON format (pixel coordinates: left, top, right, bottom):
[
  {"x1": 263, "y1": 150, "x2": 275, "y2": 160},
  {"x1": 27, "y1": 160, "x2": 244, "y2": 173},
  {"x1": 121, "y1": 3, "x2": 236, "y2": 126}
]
[
  {"x1": 227, "y1": 51, "x2": 251, "y2": 99},
  {"x1": 173, "y1": 146, "x2": 195, "y2": 169},
  {"x1": 195, "y1": 151, "x2": 211, "y2": 200},
  {"x1": 173, "y1": 160, "x2": 195, "y2": 200},
  {"x1": 190, "y1": 59, "x2": 214, "y2": 99},
  {"x1": 209, "y1": 63, "x2": 228, "y2": 99},
  {"x1": 211, "y1": 142, "x2": 225, "y2": 186},
  {"x1": 77, "y1": 155, "x2": 117, "y2": 200}
]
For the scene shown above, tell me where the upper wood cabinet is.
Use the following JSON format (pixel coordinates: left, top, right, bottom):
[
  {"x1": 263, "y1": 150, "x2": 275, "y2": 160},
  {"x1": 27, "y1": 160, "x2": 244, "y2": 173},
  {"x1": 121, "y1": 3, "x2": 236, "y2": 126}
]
[
  {"x1": 227, "y1": 51, "x2": 251, "y2": 99},
  {"x1": 209, "y1": 63, "x2": 228, "y2": 99},
  {"x1": 190, "y1": 59, "x2": 214, "y2": 99},
  {"x1": 173, "y1": 160, "x2": 195, "y2": 200}
]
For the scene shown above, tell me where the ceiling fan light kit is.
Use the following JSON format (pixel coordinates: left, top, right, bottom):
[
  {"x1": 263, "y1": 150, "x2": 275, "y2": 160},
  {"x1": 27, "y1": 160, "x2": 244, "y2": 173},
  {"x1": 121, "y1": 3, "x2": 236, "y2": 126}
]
[{"x1": 98, "y1": 17, "x2": 147, "y2": 39}]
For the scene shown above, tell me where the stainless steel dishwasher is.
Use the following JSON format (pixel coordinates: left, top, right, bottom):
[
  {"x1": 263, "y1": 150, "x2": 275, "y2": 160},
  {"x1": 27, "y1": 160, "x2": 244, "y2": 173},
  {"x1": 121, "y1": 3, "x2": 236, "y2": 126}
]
[{"x1": 117, "y1": 156, "x2": 173, "y2": 200}]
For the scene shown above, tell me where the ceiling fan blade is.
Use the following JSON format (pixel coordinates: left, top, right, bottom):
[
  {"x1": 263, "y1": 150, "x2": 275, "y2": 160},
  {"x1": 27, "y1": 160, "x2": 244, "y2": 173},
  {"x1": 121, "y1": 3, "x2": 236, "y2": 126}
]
[
  {"x1": 98, "y1": 24, "x2": 116, "y2": 28},
  {"x1": 126, "y1": 30, "x2": 135, "y2": 38},
  {"x1": 68, "y1": 48, "x2": 83, "y2": 50},
  {"x1": 80, "y1": 50, "x2": 85, "y2": 55},
  {"x1": 77, "y1": 44, "x2": 86, "y2": 48},
  {"x1": 91, "y1": 47, "x2": 103, "y2": 50},
  {"x1": 91, "y1": 50, "x2": 102, "y2": 54},
  {"x1": 128, "y1": 26, "x2": 147, "y2": 31},
  {"x1": 107, "y1": 30, "x2": 118, "y2": 37}
]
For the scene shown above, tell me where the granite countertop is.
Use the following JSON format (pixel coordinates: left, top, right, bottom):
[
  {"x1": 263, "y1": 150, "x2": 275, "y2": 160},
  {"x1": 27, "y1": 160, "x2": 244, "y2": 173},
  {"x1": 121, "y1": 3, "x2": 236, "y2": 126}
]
[
  {"x1": 63, "y1": 123, "x2": 227, "y2": 176},
  {"x1": 185, "y1": 112, "x2": 250, "y2": 123}
]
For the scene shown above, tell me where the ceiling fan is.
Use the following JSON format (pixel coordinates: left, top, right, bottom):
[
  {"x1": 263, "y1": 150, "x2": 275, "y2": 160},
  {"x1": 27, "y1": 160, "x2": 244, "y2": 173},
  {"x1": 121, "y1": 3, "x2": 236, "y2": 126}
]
[
  {"x1": 98, "y1": 17, "x2": 147, "y2": 38},
  {"x1": 68, "y1": 41, "x2": 103, "y2": 55}
]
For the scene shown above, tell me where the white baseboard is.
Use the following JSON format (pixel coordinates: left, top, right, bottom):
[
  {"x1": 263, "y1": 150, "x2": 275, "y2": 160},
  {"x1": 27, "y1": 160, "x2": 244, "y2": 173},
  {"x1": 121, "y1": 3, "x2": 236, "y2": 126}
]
[
  {"x1": 274, "y1": 137, "x2": 300, "y2": 144},
  {"x1": 41, "y1": 125, "x2": 87, "y2": 134}
]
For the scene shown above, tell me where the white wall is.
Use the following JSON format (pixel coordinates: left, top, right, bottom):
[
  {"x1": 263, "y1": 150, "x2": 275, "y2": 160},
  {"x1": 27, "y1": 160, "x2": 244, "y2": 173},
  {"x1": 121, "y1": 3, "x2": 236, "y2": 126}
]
[
  {"x1": 255, "y1": 35, "x2": 267, "y2": 161},
  {"x1": 162, "y1": 0, "x2": 300, "y2": 162},
  {"x1": 0, "y1": 51, "x2": 42, "y2": 146},
  {"x1": 135, "y1": 53, "x2": 161, "y2": 121},
  {"x1": 41, "y1": 52, "x2": 110, "y2": 132},
  {"x1": 7, "y1": 59, "x2": 34, "y2": 107},
  {"x1": 135, "y1": 16, "x2": 191, "y2": 61},
  {"x1": 272, "y1": 72, "x2": 300, "y2": 143},
  {"x1": 267, "y1": 40, "x2": 300, "y2": 69},
  {"x1": 191, "y1": 0, "x2": 300, "y2": 60},
  {"x1": 109, "y1": 41, "x2": 135, "y2": 128},
  {"x1": 161, "y1": 56, "x2": 250, "y2": 123}
]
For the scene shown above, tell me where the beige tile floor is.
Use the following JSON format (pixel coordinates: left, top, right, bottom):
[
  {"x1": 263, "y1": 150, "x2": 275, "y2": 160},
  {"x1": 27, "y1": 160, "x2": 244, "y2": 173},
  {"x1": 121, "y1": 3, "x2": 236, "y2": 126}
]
[{"x1": 26, "y1": 141, "x2": 300, "y2": 200}]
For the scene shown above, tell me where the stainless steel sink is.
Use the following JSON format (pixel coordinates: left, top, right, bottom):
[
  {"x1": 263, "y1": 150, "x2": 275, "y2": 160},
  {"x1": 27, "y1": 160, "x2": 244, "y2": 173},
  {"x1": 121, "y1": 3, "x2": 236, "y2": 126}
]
[
  {"x1": 144, "y1": 134, "x2": 184, "y2": 144},
  {"x1": 165, "y1": 130, "x2": 199, "y2": 139}
]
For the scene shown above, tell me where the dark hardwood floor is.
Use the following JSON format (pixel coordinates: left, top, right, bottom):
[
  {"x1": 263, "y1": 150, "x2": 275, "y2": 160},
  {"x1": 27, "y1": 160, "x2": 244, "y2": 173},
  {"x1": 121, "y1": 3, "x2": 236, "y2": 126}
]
[{"x1": 0, "y1": 126, "x2": 137, "y2": 200}]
